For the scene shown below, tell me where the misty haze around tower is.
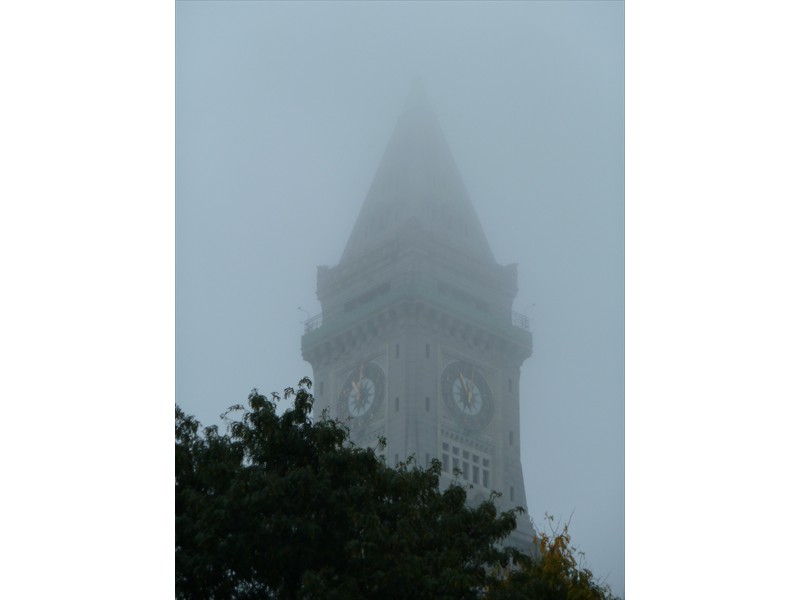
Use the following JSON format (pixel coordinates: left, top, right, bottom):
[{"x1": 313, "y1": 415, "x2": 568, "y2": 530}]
[{"x1": 177, "y1": 1, "x2": 623, "y2": 596}]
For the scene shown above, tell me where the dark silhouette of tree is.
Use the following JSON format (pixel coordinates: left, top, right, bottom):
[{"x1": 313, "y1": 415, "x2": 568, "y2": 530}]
[{"x1": 176, "y1": 378, "x2": 521, "y2": 599}]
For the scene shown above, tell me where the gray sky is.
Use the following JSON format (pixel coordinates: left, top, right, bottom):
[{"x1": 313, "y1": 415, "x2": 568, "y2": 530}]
[{"x1": 177, "y1": 1, "x2": 623, "y2": 595}]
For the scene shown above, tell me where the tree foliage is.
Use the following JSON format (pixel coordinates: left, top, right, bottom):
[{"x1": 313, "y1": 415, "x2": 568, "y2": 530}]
[
  {"x1": 176, "y1": 379, "x2": 522, "y2": 599},
  {"x1": 486, "y1": 515, "x2": 621, "y2": 600}
]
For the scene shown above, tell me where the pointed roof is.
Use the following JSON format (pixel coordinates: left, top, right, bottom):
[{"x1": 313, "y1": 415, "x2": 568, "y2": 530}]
[{"x1": 340, "y1": 84, "x2": 495, "y2": 265}]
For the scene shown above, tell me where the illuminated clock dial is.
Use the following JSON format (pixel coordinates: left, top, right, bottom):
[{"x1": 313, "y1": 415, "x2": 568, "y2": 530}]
[
  {"x1": 338, "y1": 362, "x2": 385, "y2": 420},
  {"x1": 441, "y1": 361, "x2": 493, "y2": 432},
  {"x1": 348, "y1": 376, "x2": 375, "y2": 417},
  {"x1": 453, "y1": 371, "x2": 483, "y2": 415}
]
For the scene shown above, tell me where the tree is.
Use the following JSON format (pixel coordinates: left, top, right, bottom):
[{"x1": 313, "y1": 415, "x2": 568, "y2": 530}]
[
  {"x1": 176, "y1": 378, "x2": 523, "y2": 599},
  {"x1": 486, "y1": 515, "x2": 621, "y2": 600}
]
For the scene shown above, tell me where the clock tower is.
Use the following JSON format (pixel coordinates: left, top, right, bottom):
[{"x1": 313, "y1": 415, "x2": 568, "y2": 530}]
[{"x1": 301, "y1": 85, "x2": 535, "y2": 548}]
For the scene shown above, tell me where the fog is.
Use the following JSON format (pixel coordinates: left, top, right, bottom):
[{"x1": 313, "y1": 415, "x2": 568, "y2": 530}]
[{"x1": 177, "y1": 1, "x2": 623, "y2": 596}]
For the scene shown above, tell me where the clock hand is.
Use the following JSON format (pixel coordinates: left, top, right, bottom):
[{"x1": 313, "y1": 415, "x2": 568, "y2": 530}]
[
  {"x1": 468, "y1": 368, "x2": 477, "y2": 409},
  {"x1": 459, "y1": 372, "x2": 473, "y2": 409},
  {"x1": 352, "y1": 380, "x2": 362, "y2": 407}
]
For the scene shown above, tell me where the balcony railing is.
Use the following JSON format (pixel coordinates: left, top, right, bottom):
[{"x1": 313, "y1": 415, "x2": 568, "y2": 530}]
[
  {"x1": 304, "y1": 313, "x2": 323, "y2": 333},
  {"x1": 511, "y1": 311, "x2": 530, "y2": 331}
]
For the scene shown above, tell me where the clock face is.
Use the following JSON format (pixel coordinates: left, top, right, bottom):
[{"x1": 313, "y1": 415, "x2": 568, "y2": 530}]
[
  {"x1": 338, "y1": 362, "x2": 385, "y2": 421},
  {"x1": 441, "y1": 360, "x2": 493, "y2": 432}
]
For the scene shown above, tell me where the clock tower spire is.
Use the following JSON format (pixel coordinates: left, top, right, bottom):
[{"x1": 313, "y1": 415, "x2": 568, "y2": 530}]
[
  {"x1": 340, "y1": 81, "x2": 495, "y2": 266},
  {"x1": 302, "y1": 86, "x2": 535, "y2": 549}
]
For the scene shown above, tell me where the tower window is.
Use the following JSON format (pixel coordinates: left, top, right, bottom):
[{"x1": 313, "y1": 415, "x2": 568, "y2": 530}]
[
  {"x1": 425, "y1": 396, "x2": 430, "y2": 411},
  {"x1": 395, "y1": 397, "x2": 399, "y2": 412},
  {"x1": 319, "y1": 381, "x2": 324, "y2": 396},
  {"x1": 510, "y1": 486, "x2": 515, "y2": 502},
  {"x1": 426, "y1": 343, "x2": 430, "y2": 358},
  {"x1": 509, "y1": 431, "x2": 514, "y2": 446},
  {"x1": 441, "y1": 442, "x2": 491, "y2": 488},
  {"x1": 508, "y1": 379, "x2": 513, "y2": 393},
  {"x1": 426, "y1": 453, "x2": 430, "y2": 466},
  {"x1": 395, "y1": 454, "x2": 399, "y2": 467}
]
